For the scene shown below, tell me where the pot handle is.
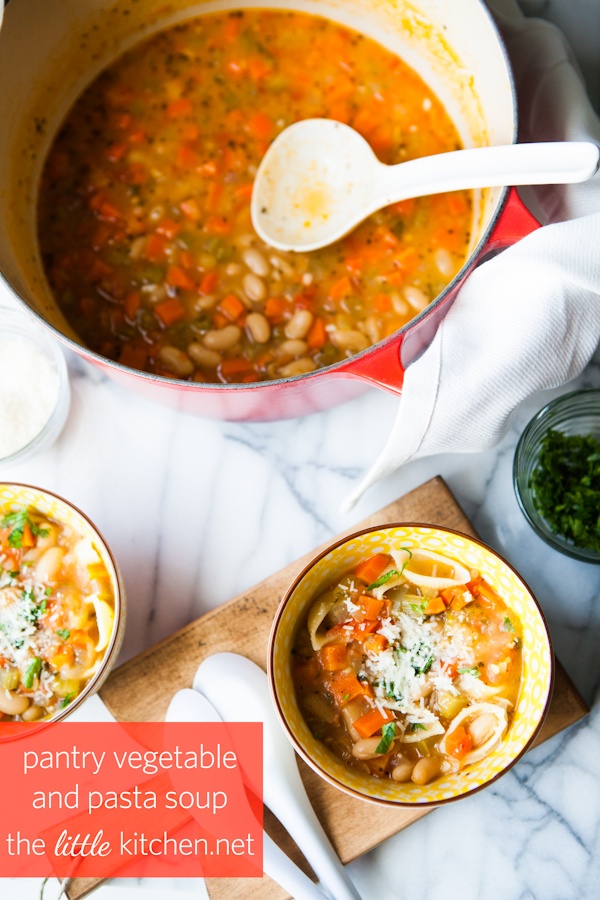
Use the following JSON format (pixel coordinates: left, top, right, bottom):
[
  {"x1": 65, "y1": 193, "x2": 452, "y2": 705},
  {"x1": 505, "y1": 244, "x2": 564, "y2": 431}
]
[
  {"x1": 332, "y1": 336, "x2": 405, "y2": 395},
  {"x1": 486, "y1": 186, "x2": 540, "y2": 249}
]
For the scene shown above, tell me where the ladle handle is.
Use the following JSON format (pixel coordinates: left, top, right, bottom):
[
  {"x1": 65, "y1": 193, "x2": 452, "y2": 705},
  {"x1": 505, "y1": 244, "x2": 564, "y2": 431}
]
[{"x1": 374, "y1": 141, "x2": 600, "y2": 207}]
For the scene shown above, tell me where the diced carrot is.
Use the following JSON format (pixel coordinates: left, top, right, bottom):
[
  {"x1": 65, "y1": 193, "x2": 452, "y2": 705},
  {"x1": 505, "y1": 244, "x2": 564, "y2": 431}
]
[
  {"x1": 182, "y1": 122, "x2": 200, "y2": 142},
  {"x1": 352, "y1": 107, "x2": 381, "y2": 137},
  {"x1": 389, "y1": 198, "x2": 415, "y2": 217},
  {"x1": 177, "y1": 141, "x2": 198, "y2": 168},
  {"x1": 444, "y1": 725, "x2": 473, "y2": 760},
  {"x1": 360, "y1": 596, "x2": 384, "y2": 621},
  {"x1": 345, "y1": 256, "x2": 363, "y2": 274},
  {"x1": 423, "y1": 596, "x2": 446, "y2": 615},
  {"x1": 364, "y1": 634, "x2": 388, "y2": 654},
  {"x1": 328, "y1": 276, "x2": 352, "y2": 301},
  {"x1": 217, "y1": 293, "x2": 246, "y2": 322},
  {"x1": 119, "y1": 345, "x2": 148, "y2": 370},
  {"x1": 307, "y1": 317, "x2": 326, "y2": 350},
  {"x1": 127, "y1": 129, "x2": 146, "y2": 145},
  {"x1": 218, "y1": 358, "x2": 257, "y2": 383},
  {"x1": 145, "y1": 233, "x2": 167, "y2": 262},
  {"x1": 374, "y1": 225, "x2": 399, "y2": 249},
  {"x1": 212, "y1": 312, "x2": 229, "y2": 330},
  {"x1": 234, "y1": 182, "x2": 255, "y2": 203},
  {"x1": 264, "y1": 297, "x2": 288, "y2": 324},
  {"x1": 223, "y1": 15, "x2": 241, "y2": 41},
  {"x1": 156, "y1": 218, "x2": 181, "y2": 239},
  {"x1": 349, "y1": 620, "x2": 379, "y2": 642},
  {"x1": 180, "y1": 198, "x2": 201, "y2": 222},
  {"x1": 113, "y1": 112, "x2": 132, "y2": 131},
  {"x1": 123, "y1": 291, "x2": 141, "y2": 320},
  {"x1": 167, "y1": 97, "x2": 192, "y2": 119},
  {"x1": 353, "y1": 553, "x2": 390, "y2": 586},
  {"x1": 353, "y1": 707, "x2": 396, "y2": 739},
  {"x1": 318, "y1": 644, "x2": 349, "y2": 672},
  {"x1": 51, "y1": 646, "x2": 75, "y2": 669},
  {"x1": 104, "y1": 142, "x2": 127, "y2": 163},
  {"x1": 179, "y1": 250, "x2": 194, "y2": 270},
  {"x1": 373, "y1": 293, "x2": 391, "y2": 313},
  {"x1": 247, "y1": 55, "x2": 272, "y2": 81},
  {"x1": 470, "y1": 578, "x2": 503, "y2": 609},
  {"x1": 328, "y1": 669, "x2": 365, "y2": 706},
  {"x1": 448, "y1": 192, "x2": 469, "y2": 216},
  {"x1": 328, "y1": 101, "x2": 351, "y2": 125},
  {"x1": 89, "y1": 192, "x2": 123, "y2": 221},
  {"x1": 246, "y1": 112, "x2": 275, "y2": 142},
  {"x1": 21, "y1": 522, "x2": 35, "y2": 549},
  {"x1": 166, "y1": 266, "x2": 196, "y2": 292},
  {"x1": 204, "y1": 215, "x2": 231, "y2": 235},
  {"x1": 206, "y1": 181, "x2": 223, "y2": 212},
  {"x1": 200, "y1": 271, "x2": 218, "y2": 294},
  {"x1": 154, "y1": 297, "x2": 187, "y2": 328}
]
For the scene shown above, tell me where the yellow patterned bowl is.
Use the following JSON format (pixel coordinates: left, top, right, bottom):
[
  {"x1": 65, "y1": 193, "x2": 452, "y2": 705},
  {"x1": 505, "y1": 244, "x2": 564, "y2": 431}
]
[
  {"x1": 268, "y1": 523, "x2": 553, "y2": 807},
  {"x1": 0, "y1": 483, "x2": 125, "y2": 723}
]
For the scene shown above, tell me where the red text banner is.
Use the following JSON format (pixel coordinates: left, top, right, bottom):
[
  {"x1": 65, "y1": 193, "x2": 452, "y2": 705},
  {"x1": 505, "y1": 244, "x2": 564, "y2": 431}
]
[{"x1": 0, "y1": 721, "x2": 263, "y2": 879}]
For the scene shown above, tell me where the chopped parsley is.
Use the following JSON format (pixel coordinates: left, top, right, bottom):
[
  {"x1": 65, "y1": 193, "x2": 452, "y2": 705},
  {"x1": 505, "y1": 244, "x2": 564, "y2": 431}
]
[
  {"x1": 458, "y1": 666, "x2": 480, "y2": 678},
  {"x1": 503, "y1": 617, "x2": 515, "y2": 632},
  {"x1": 56, "y1": 629, "x2": 70, "y2": 641},
  {"x1": 375, "y1": 722, "x2": 396, "y2": 754},
  {"x1": 366, "y1": 569, "x2": 400, "y2": 592},
  {"x1": 1, "y1": 508, "x2": 49, "y2": 549},
  {"x1": 23, "y1": 657, "x2": 42, "y2": 689},
  {"x1": 59, "y1": 692, "x2": 76, "y2": 709},
  {"x1": 529, "y1": 428, "x2": 600, "y2": 553},
  {"x1": 410, "y1": 723, "x2": 427, "y2": 731}
]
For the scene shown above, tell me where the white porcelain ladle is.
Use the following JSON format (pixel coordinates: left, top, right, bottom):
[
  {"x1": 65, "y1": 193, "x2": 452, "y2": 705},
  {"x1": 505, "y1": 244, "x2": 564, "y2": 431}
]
[
  {"x1": 166, "y1": 688, "x2": 327, "y2": 900},
  {"x1": 251, "y1": 118, "x2": 600, "y2": 251},
  {"x1": 193, "y1": 653, "x2": 362, "y2": 900}
]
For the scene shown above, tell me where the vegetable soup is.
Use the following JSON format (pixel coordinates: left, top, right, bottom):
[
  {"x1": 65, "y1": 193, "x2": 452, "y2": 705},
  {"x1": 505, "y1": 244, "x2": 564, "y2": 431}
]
[
  {"x1": 0, "y1": 505, "x2": 115, "y2": 721},
  {"x1": 292, "y1": 545, "x2": 522, "y2": 786},
  {"x1": 38, "y1": 9, "x2": 472, "y2": 384}
]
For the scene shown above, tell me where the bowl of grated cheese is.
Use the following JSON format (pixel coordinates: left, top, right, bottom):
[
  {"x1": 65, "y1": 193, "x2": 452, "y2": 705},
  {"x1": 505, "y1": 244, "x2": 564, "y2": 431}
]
[
  {"x1": 0, "y1": 306, "x2": 70, "y2": 467},
  {"x1": 269, "y1": 524, "x2": 553, "y2": 806}
]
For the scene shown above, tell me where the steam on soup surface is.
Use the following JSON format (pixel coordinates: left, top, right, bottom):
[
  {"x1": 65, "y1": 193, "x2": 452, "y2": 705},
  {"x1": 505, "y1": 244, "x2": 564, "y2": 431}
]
[
  {"x1": 38, "y1": 9, "x2": 472, "y2": 384},
  {"x1": 0, "y1": 505, "x2": 115, "y2": 721},
  {"x1": 292, "y1": 546, "x2": 522, "y2": 786}
]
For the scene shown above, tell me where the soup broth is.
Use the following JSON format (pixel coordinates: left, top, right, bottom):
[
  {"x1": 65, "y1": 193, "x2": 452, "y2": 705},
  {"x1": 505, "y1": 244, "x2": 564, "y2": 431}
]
[{"x1": 37, "y1": 9, "x2": 472, "y2": 383}]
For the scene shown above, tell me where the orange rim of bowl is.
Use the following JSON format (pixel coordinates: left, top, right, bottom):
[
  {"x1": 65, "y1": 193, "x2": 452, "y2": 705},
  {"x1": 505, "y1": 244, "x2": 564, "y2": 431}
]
[
  {"x1": 268, "y1": 522, "x2": 555, "y2": 807},
  {"x1": 0, "y1": 482, "x2": 125, "y2": 728}
]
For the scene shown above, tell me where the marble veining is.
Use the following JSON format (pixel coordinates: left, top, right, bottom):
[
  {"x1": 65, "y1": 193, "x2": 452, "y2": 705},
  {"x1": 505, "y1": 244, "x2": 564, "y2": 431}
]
[{"x1": 2, "y1": 0, "x2": 600, "y2": 897}]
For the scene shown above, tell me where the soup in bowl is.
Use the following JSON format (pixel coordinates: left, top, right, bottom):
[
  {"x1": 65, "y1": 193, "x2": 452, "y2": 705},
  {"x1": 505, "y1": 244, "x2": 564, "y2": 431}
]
[
  {"x1": 0, "y1": 484, "x2": 125, "y2": 723},
  {"x1": 269, "y1": 524, "x2": 553, "y2": 806}
]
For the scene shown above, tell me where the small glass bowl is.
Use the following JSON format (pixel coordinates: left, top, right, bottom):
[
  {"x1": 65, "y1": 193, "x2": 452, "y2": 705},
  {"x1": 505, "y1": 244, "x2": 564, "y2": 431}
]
[
  {"x1": 0, "y1": 306, "x2": 70, "y2": 467},
  {"x1": 513, "y1": 389, "x2": 600, "y2": 564}
]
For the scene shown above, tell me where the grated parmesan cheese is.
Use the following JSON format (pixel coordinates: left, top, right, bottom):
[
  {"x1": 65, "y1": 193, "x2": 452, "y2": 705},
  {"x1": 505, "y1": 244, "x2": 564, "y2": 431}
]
[{"x1": 0, "y1": 336, "x2": 59, "y2": 458}]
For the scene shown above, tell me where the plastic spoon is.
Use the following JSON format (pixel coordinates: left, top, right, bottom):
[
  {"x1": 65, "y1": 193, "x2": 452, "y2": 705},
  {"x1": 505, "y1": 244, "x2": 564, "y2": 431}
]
[
  {"x1": 193, "y1": 653, "x2": 362, "y2": 900},
  {"x1": 251, "y1": 117, "x2": 600, "y2": 251},
  {"x1": 166, "y1": 688, "x2": 327, "y2": 900}
]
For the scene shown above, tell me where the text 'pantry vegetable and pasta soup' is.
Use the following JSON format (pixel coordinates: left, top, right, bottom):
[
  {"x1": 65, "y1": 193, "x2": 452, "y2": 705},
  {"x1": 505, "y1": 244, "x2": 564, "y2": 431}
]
[
  {"x1": 292, "y1": 546, "x2": 522, "y2": 787},
  {"x1": 0, "y1": 505, "x2": 115, "y2": 721},
  {"x1": 37, "y1": 9, "x2": 472, "y2": 384}
]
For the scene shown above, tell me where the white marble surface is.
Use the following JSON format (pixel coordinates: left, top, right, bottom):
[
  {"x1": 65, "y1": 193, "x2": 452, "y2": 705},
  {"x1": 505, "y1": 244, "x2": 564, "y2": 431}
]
[{"x1": 2, "y1": 2, "x2": 600, "y2": 900}]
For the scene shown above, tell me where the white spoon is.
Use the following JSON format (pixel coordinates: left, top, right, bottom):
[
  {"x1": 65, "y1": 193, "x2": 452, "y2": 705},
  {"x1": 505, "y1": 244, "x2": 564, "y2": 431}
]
[
  {"x1": 166, "y1": 688, "x2": 327, "y2": 900},
  {"x1": 251, "y1": 118, "x2": 600, "y2": 251},
  {"x1": 193, "y1": 653, "x2": 362, "y2": 900}
]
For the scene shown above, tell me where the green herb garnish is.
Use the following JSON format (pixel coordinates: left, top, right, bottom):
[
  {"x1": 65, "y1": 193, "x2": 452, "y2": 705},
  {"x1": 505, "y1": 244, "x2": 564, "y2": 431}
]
[
  {"x1": 60, "y1": 692, "x2": 76, "y2": 709},
  {"x1": 366, "y1": 569, "x2": 400, "y2": 592},
  {"x1": 56, "y1": 629, "x2": 70, "y2": 641},
  {"x1": 410, "y1": 723, "x2": 427, "y2": 732},
  {"x1": 529, "y1": 428, "x2": 600, "y2": 553},
  {"x1": 1, "y1": 508, "x2": 48, "y2": 549},
  {"x1": 503, "y1": 617, "x2": 515, "y2": 632},
  {"x1": 375, "y1": 722, "x2": 396, "y2": 754},
  {"x1": 23, "y1": 657, "x2": 42, "y2": 689},
  {"x1": 457, "y1": 666, "x2": 480, "y2": 678}
]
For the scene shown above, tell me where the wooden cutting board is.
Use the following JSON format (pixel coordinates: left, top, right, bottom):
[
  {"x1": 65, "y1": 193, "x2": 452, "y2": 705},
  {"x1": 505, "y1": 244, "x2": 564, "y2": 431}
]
[{"x1": 67, "y1": 476, "x2": 588, "y2": 900}]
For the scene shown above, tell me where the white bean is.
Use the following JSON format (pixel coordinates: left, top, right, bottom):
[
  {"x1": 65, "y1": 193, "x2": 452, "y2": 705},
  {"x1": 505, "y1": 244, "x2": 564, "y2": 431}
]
[
  {"x1": 35, "y1": 547, "x2": 65, "y2": 584},
  {"x1": 284, "y1": 309, "x2": 314, "y2": 340},
  {"x1": 467, "y1": 713, "x2": 498, "y2": 747},
  {"x1": 391, "y1": 292, "x2": 409, "y2": 316},
  {"x1": 411, "y1": 755, "x2": 442, "y2": 785},
  {"x1": 187, "y1": 343, "x2": 221, "y2": 368},
  {"x1": 278, "y1": 357, "x2": 317, "y2": 377},
  {"x1": 276, "y1": 339, "x2": 308, "y2": 360},
  {"x1": 434, "y1": 247, "x2": 455, "y2": 278},
  {"x1": 301, "y1": 272, "x2": 314, "y2": 286},
  {"x1": 0, "y1": 689, "x2": 30, "y2": 716},
  {"x1": 243, "y1": 273, "x2": 266, "y2": 302},
  {"x1": 192, "y1": 293, "x2": 218, "y2": 312},
  {"x1": 245, "y1": 312, "x2": 271, "y2": 344},
  {"x1": 203, "y1": 324, "x2": 242, "y2": 351},
  {"x1": 351, "y1": 737, "x2": 388, "y2": 760},
  {"x1": 225, "y1": 262, "x2": 243, "y2": 277},
  {"x1": 391, "y1": 759, "x2": 415, "y2": 782},
  {"x1": 269, "y1": 254, "x2": 294, "y2": 277},
  {"x1": 364, "y1": 315, "x2": 381, "y2": 345},
  {"x1": 403, "y1": 285, "x2": 429, "y2": 312},
  {"x1": 330, "y1": 329, "x2": 369, "y2": 352},
  {"x1": 242, "y1": 247, "x2": 270, "y2": 277},
  {"x1": 158, "y1": 346, "x2": 194, "y2": 377},
  {"x1": 22, "y1": 705, "x2": 44, "y2": 722}
]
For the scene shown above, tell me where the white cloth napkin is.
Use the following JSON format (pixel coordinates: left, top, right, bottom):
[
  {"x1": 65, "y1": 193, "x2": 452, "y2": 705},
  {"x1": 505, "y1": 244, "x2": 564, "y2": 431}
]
[{"x1": 343, "y1": 0, "x2": 600, "y2": 511}]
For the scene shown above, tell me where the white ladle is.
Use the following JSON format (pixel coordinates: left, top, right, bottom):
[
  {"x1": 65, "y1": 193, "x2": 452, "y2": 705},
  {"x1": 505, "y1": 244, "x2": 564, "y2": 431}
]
[
  {"x1": 251, "y1": 118, "x2": 600, "y2": 251},
  {"x1": 166, "y1": 688, "x2": 327, "y2": 900},
  {"x1": 193, "y1": 653, "x2": 362, "y2": 900}
]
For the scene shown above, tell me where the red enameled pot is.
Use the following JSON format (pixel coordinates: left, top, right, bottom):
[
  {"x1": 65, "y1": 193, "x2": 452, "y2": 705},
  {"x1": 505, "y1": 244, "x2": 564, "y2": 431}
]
[{"x1": 0, "y1": 0, "x2": 538, "y2": 421}]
